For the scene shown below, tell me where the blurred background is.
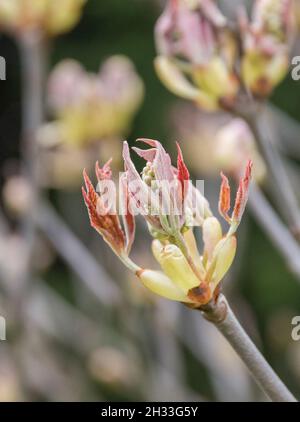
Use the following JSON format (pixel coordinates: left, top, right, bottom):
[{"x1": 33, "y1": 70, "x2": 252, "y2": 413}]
[{"x1": 0, "y1": 0, "x2": 300, "y2": 402}]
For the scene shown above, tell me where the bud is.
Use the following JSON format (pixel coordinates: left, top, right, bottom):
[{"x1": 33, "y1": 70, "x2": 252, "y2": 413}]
[
  {"x1": 219, "y1": 160, "x2": 253, "y2": 235},
  {"x1": 82, "y1": 161, "x2": 136, "y2": 264},
  {"x1": 46, "y1": 57, "x2": 144, "y2": 147},
  {"x1": 0, "y1": 0, "x2": 86, "y2": 36},
  {"x1": 215, "y1": 119, "x2": 266, "y2": 183},
  {"x1": 172, "y1": 105, "x2": 265, "y2": 182},
  {"x1": 82, "y1": 141, "x2": 252, "y2": 306},
  {"x1": 155, "y1": 56, "x2": 217, "y2": 110},
  {"x1": 154, "y1": 0, "x2": 239, "y2": 110},
  {"x1": 88, "y1": 347, "x2": 138, "y2": 387},
  {"x1": 239, "y1": 0, "x2": 295, "y2": 97},
  {"x1": 2, "y1": 176, "x2": 33, "y2": 217},
  {"x1": 123, "y1": 139, "x2": 195, "y2": 237},
  {"x1": 171, "y1": 104, "x2": 229, "y2": 175}
]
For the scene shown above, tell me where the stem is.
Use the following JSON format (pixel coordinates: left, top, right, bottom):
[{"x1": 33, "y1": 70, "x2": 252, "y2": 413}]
[
  {"x1": 200, "y1": 294, "x2": 297, "y2": 402},
  {"x1": 248, "y1": 183, "x2": 300, "y2": 279},
  {"x1": 268, "y1": 104, "x2": 300, "y2": 160},
  {"x1": 18, "y1": 30, "x2": 48, "y2": 288},
  {"x1": 239, "y1": 105, "x2": 300, "y2": 238},
  {"x1": 7, "y1": 31, "x2": 48, "y2": 398}
]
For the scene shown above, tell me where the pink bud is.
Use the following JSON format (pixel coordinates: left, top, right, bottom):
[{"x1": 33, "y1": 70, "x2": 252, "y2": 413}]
[
  {"x1": 218, "y1": 172, "x2": 231, "y2": 223},
  {"x1": 232, "y1": 160, "x2": 253, "y2": 224},
  {"x1": 176, "y1": 142, "x2": 190, "y2": 201},
  {"x1": 82, "y1": 167, "x2": 128, "y2": 257},
  {"x1": 218, "y1": 160, "x2": 253, "y2": 231}
]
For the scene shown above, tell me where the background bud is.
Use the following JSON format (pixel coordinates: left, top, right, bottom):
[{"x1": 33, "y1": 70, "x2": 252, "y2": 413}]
[
  {"x1": 215, "y1": 119, "x2": 266, "y2": 182},
  {"x1": 155, "y1": 0, "x2": 239, "y2": 110},
  {"x1": 2, "y1": 176, "x2": 33, "y2": 217},
  {"x1": 47, "y1": 56, "x2": 144, "y2": 148},
  {"x1": 0, "y1": 0, "x2": 86, "y2": 36},
  {"x1": 240, "y1": 0, "x2": 295, "y2": 97}
]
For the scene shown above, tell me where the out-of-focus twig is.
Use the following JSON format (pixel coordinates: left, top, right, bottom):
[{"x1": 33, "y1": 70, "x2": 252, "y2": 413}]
[
  {"x1": 239, "y1": 105, "x2": 300, "y2": 238},
  {"x1": 200, "y1": 294, "x2": 297, "y2": 402},
  {"x1": 150, "y1": 300, "x2": 185, "y2": 389},
  {"x1": 35, "y1": 200, "x2": 122, "y2": 305},
  {"x1": 28, "y1": 282, "x2": 198, "y2": 401},
  {"x1": 146, "y1": 363, "x2": 204, "y2": 401},
  {"x1": 18, "y1": 31, "x2": 48, "y2": 289},
  {"x1": 268, "y1": 104, "x2": 300, "y2": 160},
  {"x1": 6, "y1": 31, "x2": 48, "y2": 399},
  {"x1": 180, "y1": 306, "x2": 254, "y2": 402},
  {"x1": 26, "y1": 282, "x2": 104, "y2": 354},
  {"x1": 248, "y1": 183, "x2": 300, "y2": 278},
  {"x1": 0, "y1": 207, "x2": 8, "y2": 235}
]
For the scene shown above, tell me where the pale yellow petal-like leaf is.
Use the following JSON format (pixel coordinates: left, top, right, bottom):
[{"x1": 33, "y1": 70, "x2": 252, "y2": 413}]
[
  {"x1": 183, "y1": 229, "x2": 205, "y2": 277},
  {"x1": 138, "y1": 269, "x2": 190, "y2": 302},
  {"x1": 152, "y1": 240, "x2": 201, "y2": 294},
  {"x1": 210, "y1": 235, "x2": 237, "y2": 289},
  {"x1": 154, "y1": 56, "x2": 217, "y2": 110},
  {"x1": 202, "y1": 217, "x2": 223, "y2": 262}
]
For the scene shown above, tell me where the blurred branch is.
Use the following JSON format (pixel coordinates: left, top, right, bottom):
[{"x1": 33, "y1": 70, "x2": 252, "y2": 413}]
[
  {"x1": 18, "y1": 31, "x2": 48, "y2": 289},
  {"x1": 19, "y1": 31, "x2": 46, "y2": 188},
  {"x1": 146, "y1": 363, "x2": 204, "y2": 401},
  {"x1": 150, "y1": 301, "x2": 185, "y2": 388},
  {"x1": 161, "y1": 299, "x2": 254, "y2": 401},
  {"x1": 238, "y1": 105, "x2": 300, "y2": 239},
  {"x1": 180, "y1": 306, "x2": 254, "y2": 401},
  {"x1": 200, "y1": 294, "x2": 297, "y2": 402},
  {"x1": 0, "y1": 207, "x2": 8, "y2": 235},
  {"x1": 248, "y1": 183, "x2": 300, "y2": 278},
  {"x1": 29, "y1": 282, "x2": 202, "y2": 401},
  {"x1": 4, "y1": 32, "x2": 49, "y2": 399},
  {"x1": 26, "y1": 281, "x2": 104, "y2": 354},
  {"x1": 36, "y1": 200, "x2": 122, "y2": 306},
  {"x1": 268, "y1": 104, "x2": 300, "y2": 160}
]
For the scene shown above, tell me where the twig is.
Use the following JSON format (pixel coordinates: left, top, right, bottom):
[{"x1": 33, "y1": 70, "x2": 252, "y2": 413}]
[
  {"x1": 6, "y1": 31, "x2": 48, "y2": 399},
  {"x1": 35, "y1": 200, "x2": 122, "y2": 305},
  {"x1": 199, "y1": 294, "x2": 297, "y2": 402},
  {"x1": 26, "y1": 281, "x2": 104, "y2": 354},
  {"x1": 18, "y1": 31, "x2": 48, "y2": 286},
  {"x1": 248, "y1": 183, "x2": 300, "y2": 278},
  {"x1": 268, "y1": 104, "x2": 300, "y2": 160},
  {"x1": 180, "y1": 306, "x2": 254, "y2": 401},
  {"x1": 238, "y1": 105, "x2": 300, "y2": 238},
  {"x1": 0, "y1": 206, "x2": 9, "y2": 235}
]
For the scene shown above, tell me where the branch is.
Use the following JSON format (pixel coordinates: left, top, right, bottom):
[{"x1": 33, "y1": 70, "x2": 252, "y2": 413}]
[
  {"x1": 26, "y1": 281, "x2": 109, "y2": 354},
  {"x1": 248, "y1": 183, "x2": 300, "y2": 278},
  {"x1": 267, "y1": 104, "x2": 300, "y2": 160},
  {"x1": 17, "y1": 31, "x2": 48, "y2": 291},
  {"x1": 200, "y1": 294, "x2": 297, "y2": 402},
  {"x1": 180, "y1": 306, "x2": 254, "y2": 401},
  {"x1": 239, "y1": 105, "x2": 300, "y2": 238},
  {"x1": 35, "y1": 200, "x2": 122, "y2": 306}
]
